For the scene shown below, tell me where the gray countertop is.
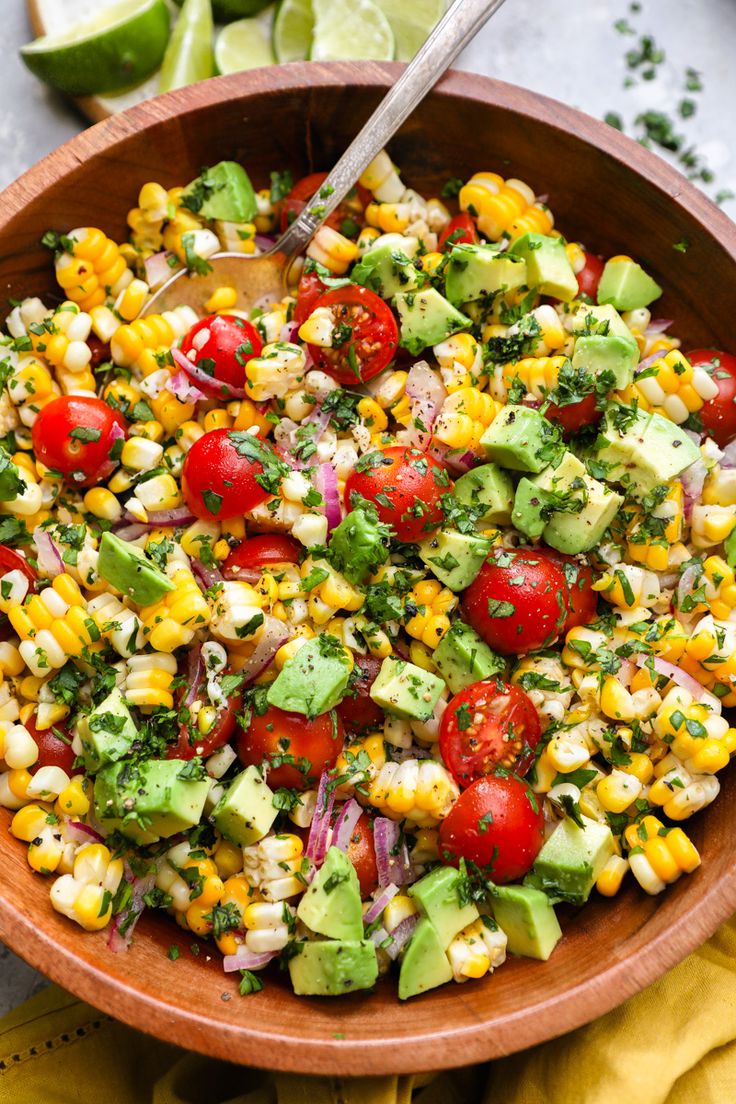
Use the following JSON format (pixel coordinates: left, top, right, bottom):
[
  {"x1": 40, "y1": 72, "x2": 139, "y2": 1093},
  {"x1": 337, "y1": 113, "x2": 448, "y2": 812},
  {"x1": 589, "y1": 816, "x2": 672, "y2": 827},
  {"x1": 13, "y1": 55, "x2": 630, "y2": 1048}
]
[{"x1": 2, "y1": 0, "x2": 735, "y2": 1019}]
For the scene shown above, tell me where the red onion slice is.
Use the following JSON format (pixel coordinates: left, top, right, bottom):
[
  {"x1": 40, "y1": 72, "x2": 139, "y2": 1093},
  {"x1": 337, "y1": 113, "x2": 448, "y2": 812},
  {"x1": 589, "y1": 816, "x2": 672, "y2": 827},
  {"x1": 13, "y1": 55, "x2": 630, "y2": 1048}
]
[
  {"x1": 385, "y1": 913, "x2": 418, "y2": 959},
  {"x1": 171, "y1": 346, "x2": 246, "y2": 401},
  {"x1": 33, "y1": 527, "x2": 65, "y2": 578},
  {"x1": 144, "y1": 250, "x2": 179, "y2": 289},
  {"x1": 167, "y1": 370, "x2": 205, "y2": 404},
  {"x1": 676, "y1": 563, "x2": 701, "y2": 611},
  {"x1": 191, "y1": 558, "x2": 224, "y2": 591},
  {"x1": 223, "y1": 948, "x2": 278, "y2": 973},
  {"x1": 428, "y1": 441, "x2": 476, "y2": 473},
  {"x1": 374, "y1": 817, "x2": 413, "y2": 886},
  {"x1": 254, "y1": 234, "x2": 276, "y2": 252},
  {"x1": 182, "y1": 642, "x2": 205, "y2": 708},
  {"x1": 112, "y1": 523, "x2": 148, "y2": 541},
  {"x1": 108, "y1": 869, "x2": 156, "y2": 953},
  {"x1": 720, "y1": 440, "x2": 736, "y2": 469},
  {"x1": 405, "y1": 360, "x2": 446, "y2": 448},
  {"x1": 635, "y1": 653, "x2": 711, "y2": 701},
  {"x1": 67, "y1": 820, "x2": 104, "y2": 844},
  {"x1": 237, "y1": 614, "x2": 290, "y2": 685},
  {"x1": 646, "y1": 318, "x2": 674, "y2": 334},
  {"x1": 305, "y1": 770, "x2": 335, "y2": 866},
  {"x1": 331, "y1": 798, "x2": 363, "y2": 852},
  {"x1": 317, "y1": 463, "x2": 342, "y2": 531},
  {"x1": 635, "y1": 351, "x2": 661, "y2": 374},
  {"x1": 680, "y1": 460, "x2": 707, "y2": 517},
  {"x1": 363, "y1": 882, "x2": 400, "y2": 925},
  {"x1": 122, "y1": 506, "x2": 197, "y2": 529}
]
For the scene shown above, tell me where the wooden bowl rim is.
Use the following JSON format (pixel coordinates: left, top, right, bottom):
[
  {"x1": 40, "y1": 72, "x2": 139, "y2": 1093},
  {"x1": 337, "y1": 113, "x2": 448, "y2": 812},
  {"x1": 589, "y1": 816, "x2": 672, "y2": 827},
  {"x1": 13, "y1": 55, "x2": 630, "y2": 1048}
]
[{"x1": 2, "y1": 62, "x2": 736, "y2": 1074}]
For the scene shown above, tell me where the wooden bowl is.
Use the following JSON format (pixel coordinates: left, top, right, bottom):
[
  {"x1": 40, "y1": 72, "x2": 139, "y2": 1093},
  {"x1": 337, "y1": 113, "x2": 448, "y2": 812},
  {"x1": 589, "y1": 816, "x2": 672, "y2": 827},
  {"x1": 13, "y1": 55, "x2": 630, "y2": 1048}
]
[{"x1": 1, "y1": 63, "x2": 736, "y2": 1076}]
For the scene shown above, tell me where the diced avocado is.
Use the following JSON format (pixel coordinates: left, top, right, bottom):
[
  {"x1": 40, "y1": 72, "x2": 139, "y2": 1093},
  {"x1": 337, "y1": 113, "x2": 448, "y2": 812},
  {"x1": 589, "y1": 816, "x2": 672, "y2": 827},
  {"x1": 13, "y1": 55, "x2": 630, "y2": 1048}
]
[
  {"x1": 328, "y1": 505, "x2": 389, "y2": 584},
  {"x1": 432, "y1": 620, "x2": 505, "y2": 693},
  {"x1": 572, "y1": 333, "x2": 639, "y2": 392},
  {"x1": 395, "y1": 288, "x2": 471, "y2": 355},
  {"x1": 408, "y1": 865, "x2": 479, "y2": 948},
  {"x1": 77, "y1": 687, "x2": 138, "y2": 773},
  {"x1": 398, "y1": 917, "x2": 453, "y2": 999},
  {"x1": 445, "y1": 243, "x2": 527, "y2": 307},
  {"x1": 289, "y1": 939, "x2": 378, "y2": 996},
  {"x1": 530, "y1": 815, "x2": 615, "y2": 905},
  {"x1": 184, "y1": 160, "x2": 257, "y2": 223},
  {"x1": 98, "y1": 531, "x2": 175, "y2": 606},
  {"x1": 454, "y1": 463, "x2": 514, "y2": 526},
  {"x1": 211, "y1": 765, "x2": 277, "y2": 847},
  {"x1": 491, "y1": 885, "x2": 562, "y2": 960},
  {"x1": 570, "y1": 302, "x2": 634, "y2": 344},
  {"x1": 512, "y1": 450, "x2": 587, "y2": 540},
  {"x1": 351, "y1": 235, "x2": 423, "y2": 298},
  {"x1": 418, "y1": 528, "x2": 492, "y2": 591},
  {"x1": 267, "y1": 633, "x2": 351, "y2": 717},
  {"x1": 297, "y1": 846, "x2": 363, "y2": 941},
  {"x1": 369, "y1": 657, "x2": 445, "y2": 722},
  {"x1": 543, "y1": 474, "x2": 623, "y2": 554},
  {"x1": 480, "y1": 406, "x2": 561, "y2": 474},
  {"x1": 596, "y1": 408, "x2": 701, "y2": 499},
  {"x1": 597, "y1": 257, "x2": 662, "y2": 311},
  {"x1": 509, "y1": 232, "x2": 578, "y2": 302},
  {"x1": 94, "y1": 758, "x2": 210, "y2": 844}
]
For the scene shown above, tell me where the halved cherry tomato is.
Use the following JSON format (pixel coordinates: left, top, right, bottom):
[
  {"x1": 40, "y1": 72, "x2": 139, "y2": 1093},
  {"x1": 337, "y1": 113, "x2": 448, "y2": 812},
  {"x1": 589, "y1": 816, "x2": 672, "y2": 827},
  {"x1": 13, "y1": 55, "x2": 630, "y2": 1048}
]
[
  {"x1": 279, "y1": 173, "x2": 370, "y2": 236},
  {"x1": 294, "y1": 269, "x2": 330, "y2": 325},
  {"x1": 461, "y1": 547, "x2": 568, "y2": 655},
  {"x1": 337, "y1": 654, "x2": 384, "y2": 733},
  {"x1": 0, "y1": 545, "x2": 37, "y2": 591},
  {"x1": 236, "y1": 704, "x2": 344, "y2": 791},
  {"x1": 439, "y1": 213, "x2": 479, "y2": 251},
  {"x1": 25, "y1": 712, "x2": 75, "y2": 775},
  {"x1": 345, "y1": 812, "x2": 379, "y2": 897},
  {"x1": 344, "y1": 446, "x2": 447, "y2": 543},
  {"x1": 223, "y1": 535, "x2": 301, "y2": 581},
  {"x1": 307, "y1": 286, "x2": 399, "y2": 385},
  {"x1": 180, "y1": 314, "x2": 263, "y2": 393},
  {"x1": 576, "y1": 251, "x2": 605, "y2": 301},
  {"x1": 687, "y1": 349, "x2": 736, "y2": 447},
  {"x1": 168, "y1": 691, "x2": 243, "y2": 761},
  {"x1": 31, "y1": 395, "x2": 126, "y2": 486},
  {"x1": 544, "y1": 391, "x2": 601, "y2": 436},
  {"x1": 545, "y1": 550, "x2": 597, "y2": 633},
  {"x1": 438, "y1": 773, "x2": 545, "y2": 882},
  {"x1": 181, "y1": 428, "x2": 274, "y2": 520},
  {"x1": 439, "y1": 679, "x2": 541, "y2": 787}
]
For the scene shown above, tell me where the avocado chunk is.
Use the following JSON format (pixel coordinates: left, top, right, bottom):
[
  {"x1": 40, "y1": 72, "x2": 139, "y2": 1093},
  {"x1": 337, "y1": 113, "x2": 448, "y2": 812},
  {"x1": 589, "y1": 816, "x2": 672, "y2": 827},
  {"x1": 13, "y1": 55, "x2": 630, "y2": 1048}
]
[
  {"x1": 454, "y1": 463, "x2": 515, "y2": 526},
  {"x1": 289, "y1": 939, "x2": 378, "y2": 997},
  {"x1": 418, "y1": 528, "x2": 492, "y2": 591},
  {"x1": 210, "y1": 765, "x2": 277, "y2": 847},
  {"x1": 480, "y1": 406, "x2": 561, "y2": 474},
  {"x1": 77, "y1": 687, "x2": 138, "y2": 773},
  {"x1": 98, "y1": 531, "x2": 176, "y2": 606},
  {"x1": 491, "y1": 885, "x2": 562, "y2": 960},
  {"x1": 529, "y1": 815, "x2": 615, "y2": 905},
  {"x1": 512, "y1": 450, "x2": 588, "y2": 541},
  {"x1": 543, "y1": 474, "x2": 623, "y2": 554},
  {"x1": 596, "y1": 408, "x2": 701, "y2": 499},
  {"x1": 432, "y1": 620, "x2": 505, "y2": 693},
  {"x1": 297, "y1": 846, "x2": 363, "y2": 941},
  {"x1": 184, "y1": 160, "x2": 257, "y2": 223},
  {"x1": 572, "y1": 333, "x2": 639, "y2": 392},
  {"x1": 597, "y1": 257, "x2": 662, "y2": 311},
  {"x1": 398, "y1": 917, "x2": 453, "y2": 999},
  {"x1": 351, "y1": 235, "x2": 423, "y2": 298},
  {"x1": 408, "y1": 865, "x2": 479, "y2": 948},
  {"x1": 445, "y1": 244, "x2": 527, "y2": 307},
  {"x1": 369, "y1": 657, "x2": 445, "y2": 722},
  {"x1": 267, "y1": 633, "x2": 351, "y2": 717},
  {"x1": 570, "y1": 302, "x2": 634, "y2": 344},
  {"x1": 94, "y1": 758, "x2": 210, "y2": 844},
  {"x1": 509, "y1": 232, "x2": 578, "y2": 302},
  {"x1": 328, "y1": 505, "x2": 389, "y2": 584},
  {"x1": 395, "y1": 288, "x2": 471, "y2": 355}
]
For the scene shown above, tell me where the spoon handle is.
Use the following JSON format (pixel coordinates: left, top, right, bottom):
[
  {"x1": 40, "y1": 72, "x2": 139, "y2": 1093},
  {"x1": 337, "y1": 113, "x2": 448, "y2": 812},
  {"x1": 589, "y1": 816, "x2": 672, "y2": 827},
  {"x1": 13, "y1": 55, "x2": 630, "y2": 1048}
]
[{"x1": 275, "y1": 0, "x2": 508, "y2": 259}]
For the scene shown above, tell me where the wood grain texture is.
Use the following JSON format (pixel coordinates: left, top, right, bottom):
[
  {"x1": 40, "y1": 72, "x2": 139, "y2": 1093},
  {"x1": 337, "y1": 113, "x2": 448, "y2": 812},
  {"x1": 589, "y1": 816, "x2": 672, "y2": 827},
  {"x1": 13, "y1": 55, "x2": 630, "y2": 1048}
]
[{"x1": 1, "y1": 63, "x2": 736, "y2": 1076}]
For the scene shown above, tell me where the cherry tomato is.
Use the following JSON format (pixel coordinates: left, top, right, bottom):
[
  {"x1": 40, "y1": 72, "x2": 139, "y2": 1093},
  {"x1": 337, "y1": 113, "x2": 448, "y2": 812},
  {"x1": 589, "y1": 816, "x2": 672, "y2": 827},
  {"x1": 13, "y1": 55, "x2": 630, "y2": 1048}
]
[
  {"x1": 307, "y1": 286, "x2": 399, "y2": 385},
  {"x1": 438, "y1": 773, "x2": 545, "y2": 882},
  {"x1": 440, "y1": 679, "x2": 541, "y2": 787},
  {"x1": 279, "y1": 173, "x2": 369, "y2": 236},
  {"x1": 461, "y1": 547, "x2": 567, "y2": 655},
  {"x1": 25, "y1": 712, "x2": 75, "y2": 776},
  {"x1": 544, "y1": 392, "x2": 601, "y2": 436},
  {"x1": 577, "y1": 251, "x2": 605, "y2": 301},
  {"x1": 337, "y1": 654, "x2": 384, "y2": 733},
  {"x1": 687, "y1": 349, "x2": 736, "y2": 447},
  {"x1": 345, "y1": 812, "x2": 379, "y2": 897},
  {"x1": 223, "y1": 535, "x2": 301, "y2": 581},
  {"x1": 545, "y1": 551, "x2": 597, "y2": 633},
  {"x1": 439, "y1": 213, "x2": 479, "y2": 251},
  {"x1": 344, "y1": 446, "x2": 447, "y2": 543},
  {"x1": 168, "y1": 691, "x2": 243, "y2": 761},
  {"x1": 236, "y1": 704, "x2": 344, "y2": 791},
  {"x1": 0, "y1": 545, "x2": 37, "y2": 591},
  {"x1": 182, "y1": 428, "x2": 273, "y2": 520},
  {"x1": 294, "y1": 269, "x2": 330, "y2": 325},
  {"x1": 180, "y1": 314, "x2": 263, "y2": 394},
  {"x1": 31, "y1": 395, "x2": 126, "y2": 486}
]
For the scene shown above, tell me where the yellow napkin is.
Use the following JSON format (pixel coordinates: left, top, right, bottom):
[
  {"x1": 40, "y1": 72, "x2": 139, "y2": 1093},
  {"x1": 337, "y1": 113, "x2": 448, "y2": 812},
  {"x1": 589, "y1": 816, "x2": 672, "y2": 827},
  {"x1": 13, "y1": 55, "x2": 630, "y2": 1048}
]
[{"x1": 2, "y1": 918, "x2": 736, "y2": 1104}]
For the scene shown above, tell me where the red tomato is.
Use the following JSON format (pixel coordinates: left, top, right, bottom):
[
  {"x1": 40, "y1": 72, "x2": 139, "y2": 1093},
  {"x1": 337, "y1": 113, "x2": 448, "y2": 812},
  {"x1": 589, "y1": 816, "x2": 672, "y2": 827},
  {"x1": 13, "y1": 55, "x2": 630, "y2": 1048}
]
[
  {"x1": 345, "y1": 812, "x2": 379, "y2": 897},
  {"x1": 439, "y1": 213, "x2": 479, "y2": 251},
  {"x1": 337, "y1": 654, "x2": 384, "y2": 733},
  {"x1": 577, "y1": 251, "x2": 605, "y2": 301},
  {"x1": 440, "y1": 679, "x2": 541, "y2": 787},
  {"x1": 294, "y1": 269, "x2": 329, "y2": 325},
  {"x1": 168, "y1": 692, "x2": 243, "y2": 761},
  {"x1": 307, "y1": 286, "x2": 399, "y2": 385},
  {"x1": 181, "y1": 428, "x2": 273, "y2": 520},
  {"x1": 180, "y1": 314, "x2": 263, "y2": 394},
  {"x1": 461, "y1": 547, "x2": 567, "y2": 655},
  {"x1": 25, "y1": 713, "x2": 75, "y2": 775},
  {"x1": 31, "y1": 395, "x2": 125, "y2": 486},
  {"x1": 236, "y1": 704, "x2": 344, "y2": 791},
  {"x1": 223, "y1": 535, "x2": 301, "y2": 581},
  {"x1": 687, "y1": 349, "x2": 736, "y2": 447},
  {"x1": 545, "y1": 551, "x2": 597, "y2": 633},
  {"x1": 438, "y1": 773, "x2": 545, "y2": 882},
  {"x1": 0, "y1": 545, "x2": 37, "y2": 591},
  {"x1": 344, "y1": 446, "x2": 447, "y2": 543},
  {"x1": 279, "y1": 173, "x2": 369, "y2": 236},
  {"x1": 544, "y1": 391, "x2": 601, "y2": 436}
]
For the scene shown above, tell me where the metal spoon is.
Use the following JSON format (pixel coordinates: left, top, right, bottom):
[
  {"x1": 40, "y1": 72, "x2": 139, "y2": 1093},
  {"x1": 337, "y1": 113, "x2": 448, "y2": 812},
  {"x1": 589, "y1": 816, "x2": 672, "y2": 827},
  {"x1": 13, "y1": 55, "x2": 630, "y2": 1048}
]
[{"x1": 143, "y1": 0, "x2": 508, "y2": 317}]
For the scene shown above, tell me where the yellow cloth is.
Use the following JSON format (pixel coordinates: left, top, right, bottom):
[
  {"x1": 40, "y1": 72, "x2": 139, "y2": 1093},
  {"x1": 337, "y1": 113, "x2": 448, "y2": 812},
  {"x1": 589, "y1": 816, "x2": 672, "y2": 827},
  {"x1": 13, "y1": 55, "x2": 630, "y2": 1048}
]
[{"x1": 2, "y1": 918, "x2": 736, "y2": 1103}]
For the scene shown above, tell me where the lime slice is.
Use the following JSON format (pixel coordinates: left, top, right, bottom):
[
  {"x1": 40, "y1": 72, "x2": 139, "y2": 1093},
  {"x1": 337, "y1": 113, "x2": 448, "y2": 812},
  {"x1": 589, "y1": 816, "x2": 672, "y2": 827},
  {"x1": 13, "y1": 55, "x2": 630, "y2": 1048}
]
[
  {"x1": 310, "y1": 0, "x2": 394, "y2": 61},
  {"x1": 273, "y1": 0, "x2": 314, "y2": 63},
  {"x1": 20, "y1": 0, "x2": 170, "y2": 96},
  {"x1": 372, "y1": 0, "x2": 445, "y2": 61},
  {"x1": 215, "y1": 18, "x2": 276, "y2": 74},
  {"x1": 159, "y1": 0, "x2": 215, "y2": 94},
  {"x1": 174, "y1": 0, "x2": 273, "y2": 23}
]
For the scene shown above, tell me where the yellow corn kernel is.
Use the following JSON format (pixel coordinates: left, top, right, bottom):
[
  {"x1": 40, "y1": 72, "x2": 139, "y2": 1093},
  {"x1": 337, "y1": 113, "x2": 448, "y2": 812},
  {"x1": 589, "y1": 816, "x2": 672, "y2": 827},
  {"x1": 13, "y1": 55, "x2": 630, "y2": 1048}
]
[
  {"x1": 459, "y1": 172, "x2": 552, "y2": 241},
  {"x1": 55, "y1": 775, "x2": 91, "y2": 817},
  {"x1": 206, "y1": 286, "x2": 238, "y2": 313},
  {"x1": 596, "y1": 854, "x2": 629, "y2": 897}
]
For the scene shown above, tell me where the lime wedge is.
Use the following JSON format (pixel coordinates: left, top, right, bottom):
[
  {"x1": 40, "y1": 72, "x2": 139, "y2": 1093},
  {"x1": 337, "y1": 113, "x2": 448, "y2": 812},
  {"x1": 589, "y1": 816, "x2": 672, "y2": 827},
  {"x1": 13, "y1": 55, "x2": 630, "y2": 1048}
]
[
  {"x1": 175, "y1": 0, "x2": 272, "y2": 20},
  {"x1": 310, "y1": 0, "x2": 394, "y2": 61},
  {"x1": 273, "y1": 0, "x2": 314, "y2": 63},
  {"x1": 20, "y1": 0, "x2": 170, "y2": 96},
  {"x1": 372, "y1": 0, "x2": 445, "y2": 61},
  {"x1": 215, "y1": 17, "x2": 276, "y2": 74},
  {"x1": 159, "y1": 0, "x2": 215, "y2": 94}
]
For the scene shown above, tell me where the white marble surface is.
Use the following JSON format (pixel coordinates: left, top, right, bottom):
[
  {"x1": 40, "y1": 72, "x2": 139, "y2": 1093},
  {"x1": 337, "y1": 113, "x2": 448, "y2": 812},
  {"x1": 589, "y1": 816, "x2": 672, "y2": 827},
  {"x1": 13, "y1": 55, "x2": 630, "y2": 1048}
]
[{"x1": 2, "y1": 0, "x2": 735, "y2": 1017}]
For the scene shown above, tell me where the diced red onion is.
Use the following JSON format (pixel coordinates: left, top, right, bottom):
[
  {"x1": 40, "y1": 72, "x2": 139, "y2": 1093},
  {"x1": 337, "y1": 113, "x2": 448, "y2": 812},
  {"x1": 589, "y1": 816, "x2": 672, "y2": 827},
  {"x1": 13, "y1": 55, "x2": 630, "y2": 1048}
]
[
  {"x1": 636, "y1": 351, "x2": 661, "y2": 374},
  {"x1": 521, "y1": 397, "x2": 542, "y2": 410},
  {"x1": 618, "y1": 658, "x2": 635, "y2": 688},
  {"x1": 171, "y1": 346, "x2": 246, "y2": 400},
  {"x1": 385, "y1": 913, "x2": 418, "y2": 959},
  {"x1": 33, "y1": 527, "x2": 65, "y2": 578},
  {"x1": 108, "y1": 870, "x2": 156, "y2": 953},
  {"x1": 182, "y1": 642, "x2": 205, "y2": 708},
  {"x1": 363, "y1": 883, "x2": 400, "y2": 925},
  {"x1": 680, "y1": 460, "x2": 707, "y2": 516},
  {"x1": 67, "y1": 820, "x2": 104, "y2": 844},
  {"x1": 405, "y1": 360, "x2": 446, "y2": 448},
  {"x1": 305, "y1": 770, "x2": 335, "y2": 866},
  {"x1": 122, "y1": 505, "x2": 197, "y2": 529},
  {"x1": 635, "y1": 653, "x2": 711, "y2": 701},
  {"x1": 167, "y1": 370, "x2": 204, "y2": 404},
  {"x1": 683, "y1": 428, "x2": 703, "y2": 447},
  {"x1": 222, "y1": 563, "x2": 261, "y2": 584},
  {"x1": 720, "y1": 440, "x2": 736, "y2": 469},
  {"x1": 254, "y1": 234, "x2": 276, "y2": 252},
  {"x1": 112, "y1": 523, "x2": 148, "y2": 541},
  {"x1": 676, "y1": 563, "x2": 701, "y2": 611},
  {"x1": 646, "y1": 318, "x2": 673, "y2": 334},
  {"x1": 428, "y1": 441, "x2": 476, "y2": 473},
  {"x1": 331, "y1": 798, "x2": 363, "y2": 852},
  {"x1": 317, "y1": 463, "x2": 342, "y2": 531},
  {"x1": 223, "y1": 948, "x2": 278, "y2": 973},
  {"x1": 374, "y1": 817, "x2": 413, "y2": 886},
  {"x1": 144, "y1": 250, "x2": 179, "y2": 290},
  {"x1": 238, "y1": 614, "x2": 290, "y2": 685},
  {"x1": 369, "y1": 924, "x2": 391, "y2": 950},
  {"x1": 191, "y1": 558, "x2": 224, "y2": 592}
]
